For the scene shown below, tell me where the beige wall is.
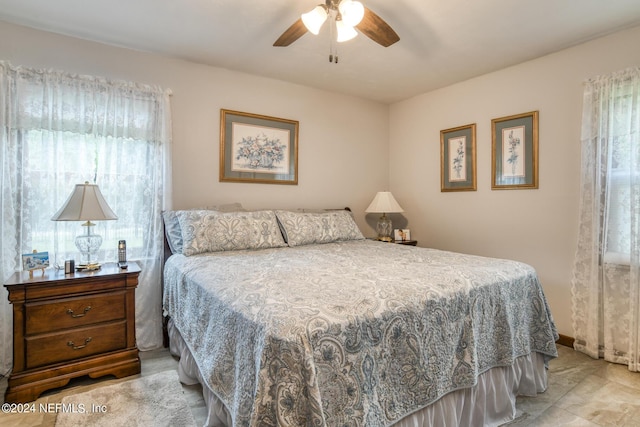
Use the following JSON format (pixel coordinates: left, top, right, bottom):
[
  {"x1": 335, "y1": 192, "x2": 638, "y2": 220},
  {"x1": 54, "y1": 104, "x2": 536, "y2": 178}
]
[
  {"x1": 0, "y1": 21, "x2": 389, "y2": 234},
  {"x1": 389, "y1": 25, "x2": 640, "y2": 336},
  {"x1": 3, "y1": 18, "x2": 640, "y2": 338}
]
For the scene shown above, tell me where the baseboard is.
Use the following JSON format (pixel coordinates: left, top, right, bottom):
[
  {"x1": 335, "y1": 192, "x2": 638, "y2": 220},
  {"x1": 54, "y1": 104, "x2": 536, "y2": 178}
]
[{"x1": 556, "y1": 334, "x2": 575, "y2": 348}]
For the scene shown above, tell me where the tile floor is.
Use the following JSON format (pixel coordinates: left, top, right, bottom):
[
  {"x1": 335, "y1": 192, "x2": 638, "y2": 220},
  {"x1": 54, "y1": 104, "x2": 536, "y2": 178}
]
[
  {"x1": 1, "y1": 344, "x2": 639, "y2": 426},
  {"x1": 506, "y1": 345, "x2": 640, "y2": 426}
]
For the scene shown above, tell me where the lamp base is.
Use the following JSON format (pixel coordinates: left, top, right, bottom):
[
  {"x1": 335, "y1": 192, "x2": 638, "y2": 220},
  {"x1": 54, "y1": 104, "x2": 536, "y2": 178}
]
[
  {"x1": 75, "y1": 221, "x2": 103, "y2": 267},
  {"x1": 76, "y1": 263, "x2": 102, "y2": 272},
  {"x1": 376, "y1": 213, "x2": 393, "y2": 242}
]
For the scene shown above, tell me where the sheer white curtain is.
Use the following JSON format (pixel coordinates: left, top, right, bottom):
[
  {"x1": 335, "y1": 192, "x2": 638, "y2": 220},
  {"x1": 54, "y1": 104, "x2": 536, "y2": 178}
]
[
  {"x1": 0, "y1": 61, "x2": 172, "y2": 376},
  {"x1": 572, "y1": 66, "x2": 640, "y2": 372}
]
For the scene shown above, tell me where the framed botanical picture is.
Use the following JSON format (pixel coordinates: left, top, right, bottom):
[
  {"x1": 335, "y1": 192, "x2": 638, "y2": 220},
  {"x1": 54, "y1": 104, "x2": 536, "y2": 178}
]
[
  {"x1": 220, "y1": 109, "x2": 299, "y2": 185},
  {"x1": 440, "y1": 123, "x2": 477, "y2": 192},
  {"x1": 491, "y1": 111, "x2": 539, "y2": 189}
]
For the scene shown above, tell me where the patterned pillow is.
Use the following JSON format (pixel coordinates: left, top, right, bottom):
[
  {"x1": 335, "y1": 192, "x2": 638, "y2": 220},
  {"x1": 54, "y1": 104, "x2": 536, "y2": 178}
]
[
  {"x1": 177, "y1": 210, "x2": 287, "y2": 256},
  {"x1": 275, "y1": 210, "x2": 364, "y2": 247},
  {"x1": 163, "y1": 203, "x2": 246, "y2": 255}
]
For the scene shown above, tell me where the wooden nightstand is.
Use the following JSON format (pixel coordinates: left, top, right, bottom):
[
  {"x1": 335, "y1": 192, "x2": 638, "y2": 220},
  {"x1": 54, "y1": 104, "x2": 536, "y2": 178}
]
[
  {"x1": 3, "y1": 263, "x2": 141, "y2": 403},
  {"x1": 394, "y1": 240, "x2": 418, "y2": 246}
]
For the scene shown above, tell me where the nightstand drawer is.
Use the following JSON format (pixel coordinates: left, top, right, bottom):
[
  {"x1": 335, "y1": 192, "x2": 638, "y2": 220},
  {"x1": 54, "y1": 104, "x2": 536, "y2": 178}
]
[
  {"x1": 25, "y1": 321, "x2": 127, "y2": 369},
  {"x1": 25, "y1": 292, "x2": 126, "y2": 334}
]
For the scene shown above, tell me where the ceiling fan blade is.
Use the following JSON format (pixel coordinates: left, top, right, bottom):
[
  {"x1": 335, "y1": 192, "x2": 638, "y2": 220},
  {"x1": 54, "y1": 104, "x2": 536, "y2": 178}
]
[
  {"x1": 356, "y1": 7, "x2": 400, "y2": 47},
  {"x1": 274, "y1": 18, "x2": 308, "y2": 47}
]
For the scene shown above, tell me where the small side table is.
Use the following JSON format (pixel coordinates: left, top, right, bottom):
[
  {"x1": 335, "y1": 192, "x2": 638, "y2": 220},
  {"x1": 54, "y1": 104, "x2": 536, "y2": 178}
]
[
  {"x1": 393, "y1": 240, "x2": 418, "y2": 246},
  {"x1": 4, "y1": 263, "x2": 141, "y2": 403}
]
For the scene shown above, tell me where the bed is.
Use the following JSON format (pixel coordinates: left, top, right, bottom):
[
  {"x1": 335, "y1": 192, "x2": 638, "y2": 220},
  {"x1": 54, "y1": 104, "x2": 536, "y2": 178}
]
[{"x1": 162, "y1": 208, "x2": 558, "y2": 427}]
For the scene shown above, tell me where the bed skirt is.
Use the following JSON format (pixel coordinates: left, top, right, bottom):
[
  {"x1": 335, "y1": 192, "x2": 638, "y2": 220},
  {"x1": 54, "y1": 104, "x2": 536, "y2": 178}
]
[{"x1": 168, "y1": 319, "x2": 550, "y2": 427}]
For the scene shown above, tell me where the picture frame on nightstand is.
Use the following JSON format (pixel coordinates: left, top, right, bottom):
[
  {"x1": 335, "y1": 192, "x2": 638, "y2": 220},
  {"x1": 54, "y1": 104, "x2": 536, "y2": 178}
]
[
  {"x1": 394, "y1": 229, "x2": 411, "y2": 241},
  {"x1": 21, "y1": 250, "x2": 49, "y2": 272}
]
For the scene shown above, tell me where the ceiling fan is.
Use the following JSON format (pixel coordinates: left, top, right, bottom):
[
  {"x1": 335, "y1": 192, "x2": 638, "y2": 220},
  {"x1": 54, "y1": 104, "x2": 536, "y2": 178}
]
[{"x1": 274, "y1": 0, "x2": 400, "y2": 62}]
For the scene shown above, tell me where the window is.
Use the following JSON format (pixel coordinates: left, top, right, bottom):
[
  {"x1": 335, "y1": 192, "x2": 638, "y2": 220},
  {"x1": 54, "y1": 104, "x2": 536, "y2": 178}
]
[
  {"x1": 603, "y1": 80, "x2": 640, "y2": 264},
  {"x1": 572, "y1": 66, "x2": 640, "y2": 371},
  {"x1": 22, "y1": 129, "x2": 161, "y2": 264},
  {"x1": 1, "y1": 62, "x2": 172, "y2": 375}
]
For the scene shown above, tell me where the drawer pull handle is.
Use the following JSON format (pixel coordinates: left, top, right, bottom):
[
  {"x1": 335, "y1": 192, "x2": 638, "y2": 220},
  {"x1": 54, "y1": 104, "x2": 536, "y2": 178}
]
[
  {"x1": 67, "y1": 306, "x2": 92, "y2": 318},
  {"x1": 67, "y1": 337, "x2": 92, "y2": 350}
]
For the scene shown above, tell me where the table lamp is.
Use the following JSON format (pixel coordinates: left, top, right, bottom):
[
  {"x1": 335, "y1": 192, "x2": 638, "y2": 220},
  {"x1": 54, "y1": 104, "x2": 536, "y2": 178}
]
[
  {"x1": 51, "y1": 182, "x2": 117, "y2": 269},
  {"x1": 365, "y1": 191, "x2": 404, "y2": 242}
]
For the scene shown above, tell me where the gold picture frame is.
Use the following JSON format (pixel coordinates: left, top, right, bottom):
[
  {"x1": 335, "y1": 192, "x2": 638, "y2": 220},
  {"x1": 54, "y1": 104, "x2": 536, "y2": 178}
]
[
  {"x1": 491, "y1": 111, "x2": 539, "y2": 190},
  {"x1": 220, "y1": 109, "x2": 299, "y2": 185},
  {"x1": 440, "y1": 123, "x2": 477, "y2": 192}
]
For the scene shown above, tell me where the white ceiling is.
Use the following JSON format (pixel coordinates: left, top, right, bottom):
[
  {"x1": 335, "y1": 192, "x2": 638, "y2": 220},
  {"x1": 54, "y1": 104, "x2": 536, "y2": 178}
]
[{"x1": 1, "y1": 0, "x2": 640, "y2": 104}]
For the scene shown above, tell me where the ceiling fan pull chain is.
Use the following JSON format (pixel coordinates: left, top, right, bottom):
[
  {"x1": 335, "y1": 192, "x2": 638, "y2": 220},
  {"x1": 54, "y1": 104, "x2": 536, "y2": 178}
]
[
  {"x1": 329, "y1": 12, "x2": 334, "y2": 63},
  {"x1": 330, "y1": 44, "x2": 338, "y2": 63},
  {"x1": 328, "y1": 10, "x2": 338, "y2": 64}
]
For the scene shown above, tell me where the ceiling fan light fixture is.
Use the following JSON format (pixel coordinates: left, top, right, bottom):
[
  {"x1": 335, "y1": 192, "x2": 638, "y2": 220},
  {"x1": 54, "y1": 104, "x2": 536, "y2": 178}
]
[
  {"x1": 301, "y1": 5, "x2": 328, "y2": 35},
  {"x1": 338, "y1": 0, "x2": 365, "y2": 27},
  {"x1": 336, "y1": 19, "x2": 358, "y2": 42}
]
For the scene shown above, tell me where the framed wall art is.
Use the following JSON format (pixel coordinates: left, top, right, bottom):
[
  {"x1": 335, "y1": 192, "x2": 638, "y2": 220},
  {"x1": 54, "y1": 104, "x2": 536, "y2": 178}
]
[
  {"x1": 440, "y1": 123, "x2": 477, "y2": 192},
  {"x1": 220, "y1": 109, "x2": 299, "y2": 185},
  {"x1": 491, "y1": 111, "x2": 539, "y2": 190}
]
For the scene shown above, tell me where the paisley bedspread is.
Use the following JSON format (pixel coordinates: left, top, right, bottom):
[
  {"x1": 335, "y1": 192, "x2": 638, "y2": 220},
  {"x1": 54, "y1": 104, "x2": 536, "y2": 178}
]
[{"x1": 163, "y1": 239, "x2": 558, "y2": 427}]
